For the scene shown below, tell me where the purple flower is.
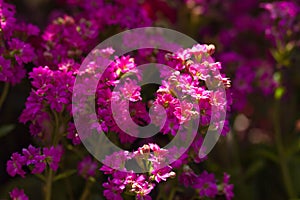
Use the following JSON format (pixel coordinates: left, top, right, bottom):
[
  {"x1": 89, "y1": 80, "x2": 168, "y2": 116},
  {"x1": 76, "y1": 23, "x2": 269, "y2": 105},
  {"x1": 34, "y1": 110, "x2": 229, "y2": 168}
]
[
  {"x1": 6, "y1": 153, "x2": 26, "y2": 177},
  {"x1": 179, "y1": 166, "x2": 198, "y2": 187},
  {"x1": 129, "y1": 101, "x2": 151, "y2": 126},
  {"x1": 9, "y1": 188, "x2": 28, "y2": 200},
  {"x1": 193, "y1": 171, "x2": 218, "y2": 198},
  {"x1": 103, "y1": 178, "x2": 124, "y2": 200},
  {"x1": 46, "y1": 71, "x2": 74, "y2": 112},
  {"x1": 131, "y1": 175, "x2": 154, "y2": 199},
  {"x1": 160, "y1": 115, "x2": 179, "y2": 136},
  {"x1": 174, "y1": 101, "x2": 197, "y2": 124},
  {"x1": 22, "y1": 145, "x2": 41, "y2": 165},
  {"x1": 190, "y1": 44, "x2": 215, "y2": 58},
  {"x1": 113, "y1": 55, "x2": 136, "y2": 74},
  {"x1": 101, "y1": 151, "x2": 131, "y2": 171},
  {"x1": 19, "y1": 91, "x2": 44, "y2": 125},
  {"x1": 198, "y1": 98, "x2": 212, "y2": 126},
  {"x1": 0, "y1": 56, "x2": 12, "y2": 82},
  {"x1": 0, "y1": 2, "x2": 16, "y2": 35},
  {"x1": 233, "y1": 64, "x2": 255, "y2": 94},
  {"x1": 28, "y1": 66, "x2": 53, "y2": 94},
  {"x1": 222, "y1": 173, "x2": 234, "y2": 200},
  {"x1": 261, "y1": 1, "x2": 299, "y2": 20},
  {"x1": 22, "y1": 145, "x2": 46, "y2": 174},
  {"x1": 66, "y1": 122, "x2": 81, "y2": 145},
  {"x1": 43, "y1": 146, "x2": 63, "y2": 171},
  {"x1": 155, "y1": 93, "x2": 178, "y2": 109},
  {"x1": 78, "y1": 156, "x2": 98, "y2": 179},
  {"x1": 8, "y1": 38, "x2": 35, "y2": 65},
  {"x1": 119, "y1": 78, "x2": 142, "y2": 102},
  {"x1": 31, "y1": 160, "x2": 47, "y2": 174},
  {"x1": 151, "y1": 166, "x2": 175, "y2": 183}
]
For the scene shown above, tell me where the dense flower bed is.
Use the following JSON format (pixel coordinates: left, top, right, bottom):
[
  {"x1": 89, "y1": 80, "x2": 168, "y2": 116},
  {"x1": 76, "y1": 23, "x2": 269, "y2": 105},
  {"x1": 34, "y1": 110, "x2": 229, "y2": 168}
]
[{"x1": 1, "y1": 0, "x2": 300, "y2": 200}]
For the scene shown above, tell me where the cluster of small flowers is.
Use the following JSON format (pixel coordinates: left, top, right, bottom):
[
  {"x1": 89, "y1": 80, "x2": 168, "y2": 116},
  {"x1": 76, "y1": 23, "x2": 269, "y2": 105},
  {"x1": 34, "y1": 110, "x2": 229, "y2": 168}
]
[
  {"x1": 36, "y1": 0, "x2": 152, "y2": 68},
  {"x1": 6, "y1": 145, "x2": 63, "y2": 177},
  {"x1": 179, "y1": 166, "x2": 234, "y2": 200},
  {"x1": 95, "y1": 53, "x2": 151, "y2": 144},
  {"x1": 154, "y1": 44, "x2": 231, "y2": 135},
  {"x1": 86, "y1": 38, "x2": 232, "y2": 199},
  {"x1": 3, "y1": 0, "x2": 236, "y2": 199},
  {"x1": 19, "y1": 61, "x2": 77, "y2": 137},
  {"x1": 65, "y1": 0, "x2": 152, "y2": 29},
  {"x1": 36, "y1": 15, "x2": 97, "y2": 67},
  {"x1": 0, "y1": 0, "x2": 38, "y2": 84},
  {"x1": 100, "y1": 143, "x2": 176, "y2": 200},
  {"x1": 90, "y1": 44, "x2": 231, "y2": 149},
  {"x1": 100, "y1": 143, "x2": 234, "y2": 200}
]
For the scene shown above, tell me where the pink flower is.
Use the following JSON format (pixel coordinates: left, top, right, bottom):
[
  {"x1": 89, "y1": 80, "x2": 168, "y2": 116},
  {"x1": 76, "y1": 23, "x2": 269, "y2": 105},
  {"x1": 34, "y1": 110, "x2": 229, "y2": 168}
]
[
  {"x1": 151, "y1": 166, "x2": 175, "y2": 183},
  {"x1": 132, "y1": 175, "x2": 154, "y2": 199},
  {"x1": 9, "y1": 188, "x2": 28, "y2": 200},
  {"x1": 113, "y1": 55, "x2": 136, "y2": 74},
  {"x1": 222, "y1": 173, "x2": 234, "y2": 200},
  {"x1": 66, "y1": 122, "x2": 81, "y2": 145},
  {"x1": 8, "y1": 39, "x2": 35, "y2": 65},
  {"x1": 119, "y1": 78, "x2": 142, "y2": 102},
  {"x1": 155, "y1": 93, "x2": 178, "y2": 109},
  {"x1": 179, "y1": 166, "x2": 198, "y2": 187},
  {"x1": 0, "y1": 2, "x2": 16, "y2": 34},
  {"x1": 43, "y1": 146, "x2": 63, "y2": 171},
  {"x1": 193, "y1": 171, "x2": 218, "y2": 198},
  {"x1": 22, "y1": 145, "x2": 46, "y2": 174},
  {"x1": 78, "y1": 156, "x2": 98, "y2": 179},
  {"x1": 160, "y1": 115, "x2": 179, "y2": 136},
  {"x1": 261, "y1": 1, "x2": 299, "y2": 20},
  {"x1": 6, "y1": 153, "x2": 26, "y2": 177},
  {"x1": 103, "y1": 178, "x2": 124, "y2": 200},
  {"x1": 0, "y1": 56, "x2": 12, "y2": 82},
  {"x1": 174, "y1": 101, "x2": 198, "y2": 124},
  {"x1": 189, "y1": 44, "x2": 215, "y2": 58}
]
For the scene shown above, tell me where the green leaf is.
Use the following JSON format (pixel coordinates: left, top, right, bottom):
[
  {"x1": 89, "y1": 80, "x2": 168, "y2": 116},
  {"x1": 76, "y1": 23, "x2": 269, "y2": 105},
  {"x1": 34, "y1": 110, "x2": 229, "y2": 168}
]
[
  {"x1": 256, "y1": 148, "x2": 278, "y2": 163},
  {"x1": 275, "y1": 87, "x2": 285, "y2": 100},
  {"x1": 0, "y1": 124, "x2": 15, "y2": 138},
  {"x1": 53, "y1": 169, "x2": 76, "y2": 182},
  {"x1": 286, "y1": 138, "x2": 300, "y2": 158},
  {"x1": 244, "y1": 160, "x2": 265, "y2": 180},
  {"x1": 34, "y1": 174, "x2": 46, "y2": 182},
  {"x1": 273, "y1": 72, "x2": 282, "y2": 84}
]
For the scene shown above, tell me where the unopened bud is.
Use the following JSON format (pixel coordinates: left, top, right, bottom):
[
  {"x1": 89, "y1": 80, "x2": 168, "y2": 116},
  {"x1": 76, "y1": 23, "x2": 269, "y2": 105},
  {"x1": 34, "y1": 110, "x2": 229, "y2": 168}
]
[{"x1": 207, "y1": 44, "x2": 215, "y2": 55}]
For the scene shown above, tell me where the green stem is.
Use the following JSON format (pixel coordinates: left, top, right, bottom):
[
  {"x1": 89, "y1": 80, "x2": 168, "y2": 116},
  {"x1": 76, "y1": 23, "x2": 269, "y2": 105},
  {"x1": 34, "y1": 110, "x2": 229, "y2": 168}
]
[
  {"x1": 65, "y1": 178, "x2": 74, "y2": 200},
  {"x1": 0, "y1": 82, "x2": 9, "y2": 110},
  {"x1": 44, "y1": 110, "x2": 62, "y2": 200},
  {"x1": 45, "y1": 169, "x2": 54, "y2": 200},
  {"x1": 51, "y1": 110, "x2": 60, "y2": 146},
  {"x1": 79, "y1": 179, "x2": 93, "y2": 200},
  {"x1": 274, "y1": 99, "x2": 296, "y2": 199}
]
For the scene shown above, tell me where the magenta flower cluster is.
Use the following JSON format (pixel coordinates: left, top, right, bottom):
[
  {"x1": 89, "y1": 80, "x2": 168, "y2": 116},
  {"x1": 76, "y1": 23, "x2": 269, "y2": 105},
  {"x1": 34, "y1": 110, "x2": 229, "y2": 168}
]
[
  {"x1": 100, "y1": 144, "x2": 176, "y2": 200},
  {"x1": 180, "y1": 169, "x2": 233, "y2": 199},
  {"x1": 0, "y1": 0, "x2": 38, "y2": 84},
  {"x1": 1, "y1": 0, "x2": 239, "y2": 199},
  {"x1": 100, "y1": 143, "x2": 233, "y2": 200},
  {"x1": 7, "y1": 145, "x2": 63, "y2": 178}
]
